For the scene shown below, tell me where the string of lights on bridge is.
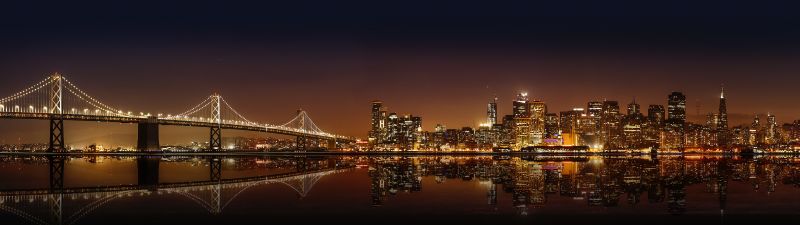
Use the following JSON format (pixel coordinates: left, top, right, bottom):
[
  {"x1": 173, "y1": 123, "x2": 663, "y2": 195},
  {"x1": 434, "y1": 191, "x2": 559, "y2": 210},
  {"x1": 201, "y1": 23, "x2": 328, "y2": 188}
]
[{"x1": 0, "y1": 73, "x2": 350, "y2": 140}]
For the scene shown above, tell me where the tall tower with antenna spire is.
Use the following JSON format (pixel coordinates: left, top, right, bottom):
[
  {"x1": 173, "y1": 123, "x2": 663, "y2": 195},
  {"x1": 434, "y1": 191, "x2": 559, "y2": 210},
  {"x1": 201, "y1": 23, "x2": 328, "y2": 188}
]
[{"x1": 717, "y1": 84, "x2": 729, "y2": 146}]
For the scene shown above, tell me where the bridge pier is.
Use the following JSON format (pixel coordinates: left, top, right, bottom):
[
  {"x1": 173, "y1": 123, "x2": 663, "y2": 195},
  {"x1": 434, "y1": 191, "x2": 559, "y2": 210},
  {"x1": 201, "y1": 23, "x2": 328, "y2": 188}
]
[
  {"x1": 48, "y1": 116, "x2": 65, "y2": 152},
  {"x1": 137, "y1": 116, "x2": 160, "y2": 152},
  {"x1": 209, "y1": 127, "x2": 222, "y2": 151}
]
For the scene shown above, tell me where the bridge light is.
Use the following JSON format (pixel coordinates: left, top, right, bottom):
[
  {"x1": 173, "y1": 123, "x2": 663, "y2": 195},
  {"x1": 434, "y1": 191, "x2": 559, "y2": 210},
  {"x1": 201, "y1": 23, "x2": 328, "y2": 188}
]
[
  {"x1": 84, "y1": 109, "x2": 89, "y2": 114},
  {"x1": 29, "y1": 105, "x2": 34, "y2": 112},
  {"x1": 0, "y1": 104, "x2": 4, "y2": 111},
  {"x1": 14, "y1": 105, "x2": 19, "y2": 112},
  {"x1": 95, "y1": 109, "x2": 100, "y2": 114}
]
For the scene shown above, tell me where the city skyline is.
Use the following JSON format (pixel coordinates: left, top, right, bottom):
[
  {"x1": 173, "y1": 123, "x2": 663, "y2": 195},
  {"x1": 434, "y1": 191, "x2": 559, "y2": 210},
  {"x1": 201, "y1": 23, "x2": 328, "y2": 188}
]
[
  {"x1": 0, "y1": 74, "x2": 795, "y2": 147},
  {"x1": 3, "y1": 2, "x2": 800, "y2": 144}
]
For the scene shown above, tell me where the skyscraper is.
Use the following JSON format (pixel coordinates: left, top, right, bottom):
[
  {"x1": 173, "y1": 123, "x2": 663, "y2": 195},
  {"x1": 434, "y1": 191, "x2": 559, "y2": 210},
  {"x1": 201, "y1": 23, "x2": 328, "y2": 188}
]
[
  {"x1": 647, "y1": 105, "x2": 665, "y2": 125},
  {"x1": 767, "y1": 113, "x2": 778, "y2": 144},
  {"x1": 512, "y1": 92, "x2": 531, "y2": 149},
  {"x1": 717, "y1": 85, "x2": 729, "y2": 146},
  {"x1": 529, "y1": 100, "x2": 547, "y2": 145},
  {"x1": 667, "y1": 92, "x2": 687, "y2": 122},
  {"x1": 513, "y1": 92, "x2": 530, "y2": 117},
  {"x1": 627, "y1": 98, "x2": 641, "y2": 115},
  {"x1": 665, "y1": 92, "x2": 687, "y2": 150},
  {"x1": 369, "y1": 100, "x2": 386, "y2": 144},
  {"x1": 601, "y1": 101, "x2": 622, "y2": 148},
  {"x1": 487, "y1": 97, "x2": 498, "y2": 125}
]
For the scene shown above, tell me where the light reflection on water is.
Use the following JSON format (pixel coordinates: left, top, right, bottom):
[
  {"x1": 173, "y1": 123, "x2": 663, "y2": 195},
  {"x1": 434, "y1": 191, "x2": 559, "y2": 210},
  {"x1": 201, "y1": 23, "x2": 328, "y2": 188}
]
[{"x1": 0, "y1": 154, "x2": 799, "y2": 224}]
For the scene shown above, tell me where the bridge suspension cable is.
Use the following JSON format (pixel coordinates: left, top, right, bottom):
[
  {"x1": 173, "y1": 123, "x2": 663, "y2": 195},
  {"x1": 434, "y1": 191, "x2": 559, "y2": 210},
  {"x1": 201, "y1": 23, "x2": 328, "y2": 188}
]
[
  {"x1": 0, "y1": 73, "x2": 351, "y2": 140},
  {"x1": 279, "y1": 110, "x2": 326, "y2": 134},
  {"x1": 0, "y1": 74, "x2": 133, "y2": 117}
]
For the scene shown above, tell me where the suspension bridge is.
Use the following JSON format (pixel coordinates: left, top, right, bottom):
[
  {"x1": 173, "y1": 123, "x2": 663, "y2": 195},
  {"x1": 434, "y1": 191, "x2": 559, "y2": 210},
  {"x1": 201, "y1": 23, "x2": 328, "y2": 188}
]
[{"x1": 0, "y1": 73, "x2": 354, "y2": 152}]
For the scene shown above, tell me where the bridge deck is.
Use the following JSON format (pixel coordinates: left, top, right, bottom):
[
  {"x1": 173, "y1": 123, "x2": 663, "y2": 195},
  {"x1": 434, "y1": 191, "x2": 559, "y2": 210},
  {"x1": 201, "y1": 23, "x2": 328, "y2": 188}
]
[{"x1": 0, "y1": 113, "x2": 349, "y2": 141}]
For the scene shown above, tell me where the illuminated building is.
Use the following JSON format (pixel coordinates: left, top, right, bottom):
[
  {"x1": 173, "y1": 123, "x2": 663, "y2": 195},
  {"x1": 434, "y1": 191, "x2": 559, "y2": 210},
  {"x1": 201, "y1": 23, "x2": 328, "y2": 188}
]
[
  {"x1": 444, "y1": 128, "x2": 459, "y2": 147},
  {"x1": 513, "y1": 92, "x2": 532, "y2": 149},
  {"x1": 647, "y1": 105, "x2": 665, "y2": 125},
  {"x1": 459, "y1": 127, "x2": 478, "y2": 149},
  {"x1": 386, "y1": 113, "x2": 400, "y2": 144},
  {"x1": 432, "y1": 124, "x2": 446, "y2": 150},
  {"x1": 749, "y1": 115, "x2": 760, "y2": 146},
  {"x1": 580, "y1": 101, "x2": 603, "y2": 147},
  {"x1": 368, "y1": 100, "x2": 386, "y2": 144},
  {"x1": 475, "y1": 123, "x2": 495, "y2": 149},
  {"x1": 622, "y1": 100, "x2": 645, "y2": 149},
  {"x1": 766, "y1": 114, "x2": 778, "y2": 145},
  {"x1": 529, "y1": 100, "x2": 547, "y2": 145},
  {"x1": 487, "y1": 97, "x2": 498, "y2": 125},
  {"x1": 560, "y1": 109, "x2": 582, "y2": 146},
  {"x1": 601, "y1": 101, "x2": 623, "y2": 149},
  {"x1": 513, "y1": 92, "x2": 530, "y2": 117},
  {"x1": 499, "y1": 115, "x2": 516, "y2": 148},
  {"x1": 664, "y1": 92, "x2": 687, "y2": 150},
  {"x1": 667, "y1": 92, "x2": 687, "y2": 122},
  {"x1": 717, "y1": 86, "x2": 729, "y2": 146},
  {"x1": 369, "y1": 101, "x2": 423, "y2": 150},
  {"x1": 644, "y1": 105, "x2": 665, "y2": 147},
  {"x1": 544, "y1": 113, "x2": 560, "y2": 141}
]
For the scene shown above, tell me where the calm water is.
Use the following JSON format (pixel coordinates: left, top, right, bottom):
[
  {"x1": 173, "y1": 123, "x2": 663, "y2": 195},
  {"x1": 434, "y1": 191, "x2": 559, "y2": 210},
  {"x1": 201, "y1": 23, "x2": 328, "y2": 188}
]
[{"x1": 0, "y1": 154, "x2": 799, "y2": 224}]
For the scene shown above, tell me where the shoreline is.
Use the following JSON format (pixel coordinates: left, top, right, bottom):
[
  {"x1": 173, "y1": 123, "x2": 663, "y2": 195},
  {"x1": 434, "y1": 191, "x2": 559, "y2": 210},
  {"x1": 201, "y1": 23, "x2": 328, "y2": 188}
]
[{"x1": 0, "y1": 151, "x2": 797, "y2": 156}]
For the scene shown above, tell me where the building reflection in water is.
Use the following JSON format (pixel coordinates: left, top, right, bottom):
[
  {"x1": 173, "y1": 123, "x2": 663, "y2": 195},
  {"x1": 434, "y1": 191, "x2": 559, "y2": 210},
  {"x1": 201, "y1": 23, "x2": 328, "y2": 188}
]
[{"x1": 1, "y1": 155, "x2": 800, "y2": 224}]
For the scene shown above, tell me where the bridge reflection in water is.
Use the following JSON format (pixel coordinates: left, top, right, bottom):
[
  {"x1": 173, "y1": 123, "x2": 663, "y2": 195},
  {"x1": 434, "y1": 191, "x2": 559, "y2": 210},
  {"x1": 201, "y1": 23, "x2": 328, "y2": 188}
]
[
  {"x1": 2, "y1": 155, "x2": 800, "y2": 224},
  {"x1": 0, "y1": 156, "x2": 351, "y2": 225}
]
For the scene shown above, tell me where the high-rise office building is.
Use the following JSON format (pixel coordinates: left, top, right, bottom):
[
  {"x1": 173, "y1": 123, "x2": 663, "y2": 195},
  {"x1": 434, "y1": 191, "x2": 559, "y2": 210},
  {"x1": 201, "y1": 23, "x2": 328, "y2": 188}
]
[
  {"x1": 767, "y1": 113, "x2": 778, "y2": 144},
  {"x1": 529, "y1": 100, "x2": 547, "y2": 145},
  {"x1": 369, "y1": 100, "x2": 386, "y2": 144},
  {"x1": 513, "y1": 92, "x2": 532, "y2": 149},
  {"x1": 544, "y1": 113, "x2": 560, "y2": 140},
  {"x1": 667, "y1": 92, "x2": 687, "y2": 122},
  {"x1": 560, "y1": 109, "x2": 583, "y2": 145},
  {"x1": 623, "y1": 100, "x2": 645, "y2": 148},
  {"x1": 513, "y1": 92, "x2": 530, "y2": 117},
  {"x1": 601, "y1": 101, "x2": 622, "y2": 148},
  {"x1": 717, "y1": 86, "x2": 729, "y2": 146},
  {"x1": 665, "y1": 92, "x2": 687, "y2": 150},
  {"x1": 647, "y1": 105, "x2": 665, "y2": 125},
  {"x1": 487, "y1": 97, "x2": 498, "y2": 125},
  {"x1": 627, "y1": 99, "x2": 641, "y2": 115}
]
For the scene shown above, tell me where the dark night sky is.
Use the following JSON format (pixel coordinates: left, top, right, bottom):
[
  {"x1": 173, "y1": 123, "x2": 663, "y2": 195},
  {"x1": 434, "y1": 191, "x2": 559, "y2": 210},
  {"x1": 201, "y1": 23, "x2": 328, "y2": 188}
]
[{"x1": 2, "y1": 1, "x2": 800, "y2": 145}]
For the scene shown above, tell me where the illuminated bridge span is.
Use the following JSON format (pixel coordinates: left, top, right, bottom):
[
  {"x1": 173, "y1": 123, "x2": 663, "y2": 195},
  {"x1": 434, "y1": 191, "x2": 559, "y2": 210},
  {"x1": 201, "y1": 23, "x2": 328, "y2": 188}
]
[
  {"x1": 0, "y1": 73, "x2": 354, "y2": 152},
  {"x1": 0, "y1": 166, "x2": 351, "y2": 225}
]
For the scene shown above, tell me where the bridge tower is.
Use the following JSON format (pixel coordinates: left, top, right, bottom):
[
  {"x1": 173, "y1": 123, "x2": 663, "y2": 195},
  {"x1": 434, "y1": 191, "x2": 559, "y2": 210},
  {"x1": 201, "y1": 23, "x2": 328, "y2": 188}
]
[
  {"x1": 209, "y1": 94, "x2": 223, "y2": 151},
  {"x1": 295, "y1": 109, "x2": 307, "y2": 152},
  {"x1": 48, "y1": 73, "x2": 65, "y2": 152}
]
